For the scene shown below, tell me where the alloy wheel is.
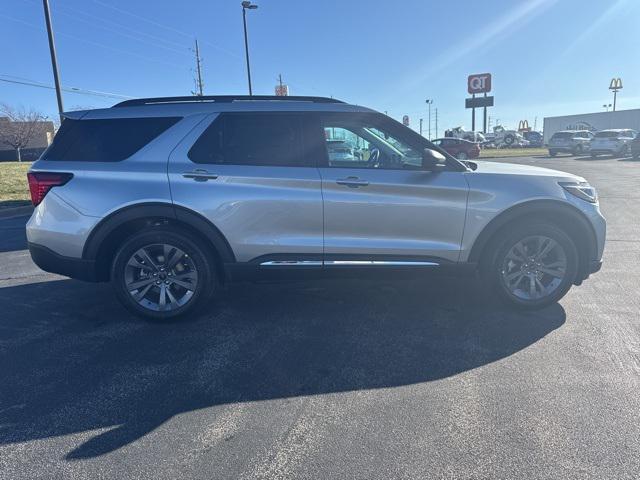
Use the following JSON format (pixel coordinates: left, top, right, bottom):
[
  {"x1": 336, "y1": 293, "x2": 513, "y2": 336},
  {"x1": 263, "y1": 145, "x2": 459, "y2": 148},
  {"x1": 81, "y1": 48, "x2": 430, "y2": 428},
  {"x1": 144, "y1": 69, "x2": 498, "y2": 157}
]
[
  {"x1": 124, "y1": 243, "x2": 198, "y2": 312},
  {"x1": 500, "y1": 235, "x2": 567, "y2": 301}
]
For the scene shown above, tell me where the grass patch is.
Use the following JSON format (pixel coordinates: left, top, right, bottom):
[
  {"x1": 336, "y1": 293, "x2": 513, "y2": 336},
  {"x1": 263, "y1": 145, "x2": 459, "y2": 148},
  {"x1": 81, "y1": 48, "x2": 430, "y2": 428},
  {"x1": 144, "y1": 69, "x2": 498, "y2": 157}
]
[
  {"x1": 480, "y1": 147, "x2": 548, "y2": 158},
  {"x1": 0, "y1": 161, "x2": 31, "y2": 209}
]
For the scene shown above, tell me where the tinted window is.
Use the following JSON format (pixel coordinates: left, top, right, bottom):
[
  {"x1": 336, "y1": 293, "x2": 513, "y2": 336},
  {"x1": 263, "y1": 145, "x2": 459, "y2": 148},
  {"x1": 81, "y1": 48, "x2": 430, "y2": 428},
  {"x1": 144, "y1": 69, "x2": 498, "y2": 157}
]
[
  {"x1": 43, "y1": 117, "x2": 180, "y2": 162},
  {"x1": 551, "y1": 132, "x2": 574, "y2": 139},
  {"x1": 595, "y1": 131, "x2": 620, "y2": 138},
  {"x1": 189, "y1": 113, "x2": 312, "y2": 167}
]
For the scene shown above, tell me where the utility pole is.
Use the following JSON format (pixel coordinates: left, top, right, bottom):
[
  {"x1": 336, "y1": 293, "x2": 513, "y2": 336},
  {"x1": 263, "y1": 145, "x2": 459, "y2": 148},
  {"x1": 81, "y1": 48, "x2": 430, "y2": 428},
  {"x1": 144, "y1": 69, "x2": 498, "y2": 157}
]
[
  {"x1": 241, "y1": 1, "x2": 258, "y2": 96},
  {"x1": 42, "y1": 0, "x2": 64, "y2": 122},
  {"x1": 193, "y1": 39, "x2": 204, "y2": 96},
  {"x1": 419, "y1": 118, "x2": 423, "y2": 136},
  {"x1": 434, "y1": 108, "x2": 438, "y2": 138}
]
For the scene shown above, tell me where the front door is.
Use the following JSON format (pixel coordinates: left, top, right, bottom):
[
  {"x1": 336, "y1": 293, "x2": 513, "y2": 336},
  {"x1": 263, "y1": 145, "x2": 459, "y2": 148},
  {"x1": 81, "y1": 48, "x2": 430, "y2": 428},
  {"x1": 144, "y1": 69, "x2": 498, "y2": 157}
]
[{"x1": 317, "y1": 113, "x2": 469, "y2": 264}]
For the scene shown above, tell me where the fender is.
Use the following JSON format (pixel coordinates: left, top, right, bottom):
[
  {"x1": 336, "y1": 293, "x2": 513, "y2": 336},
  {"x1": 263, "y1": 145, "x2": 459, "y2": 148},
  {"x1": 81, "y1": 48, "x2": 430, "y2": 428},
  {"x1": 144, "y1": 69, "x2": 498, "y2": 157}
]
[
  {"x1": 83, "y1": 202, "x2": 236, "y2": 264},
  {"x1": 467, "y1": 199, "x2": 598, "y2": 265}
]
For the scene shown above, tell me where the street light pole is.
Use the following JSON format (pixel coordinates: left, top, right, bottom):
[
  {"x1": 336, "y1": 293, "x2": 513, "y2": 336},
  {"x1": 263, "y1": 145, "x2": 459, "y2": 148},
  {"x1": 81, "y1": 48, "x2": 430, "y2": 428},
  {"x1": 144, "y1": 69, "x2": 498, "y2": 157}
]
[
  {"x1": 426, "y1": 99, "x2": 433, "y2": 140},
  {"x1": 42, "y1": 0, "x2": 64, "y2": 123},
  {"x1": 241, "y1": 1, "x2": 258, "y2": 96}
]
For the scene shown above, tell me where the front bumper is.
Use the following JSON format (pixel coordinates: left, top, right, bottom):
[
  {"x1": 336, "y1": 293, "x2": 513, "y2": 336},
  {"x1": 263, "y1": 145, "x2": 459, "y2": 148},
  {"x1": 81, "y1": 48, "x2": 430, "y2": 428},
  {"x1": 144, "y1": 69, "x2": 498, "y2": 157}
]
[{"x1": 28, "y1": 242, "x2": 98, "y2": 282}]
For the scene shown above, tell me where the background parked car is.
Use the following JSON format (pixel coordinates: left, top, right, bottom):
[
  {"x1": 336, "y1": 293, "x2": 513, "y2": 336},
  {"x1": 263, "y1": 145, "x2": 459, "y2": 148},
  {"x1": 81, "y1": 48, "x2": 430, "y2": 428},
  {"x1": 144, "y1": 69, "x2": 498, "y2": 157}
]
[
  {"x1": 589, "y1": 129, "x2": 637, "y2": 157},
  {"x1": 326, "y1": 140, "x2": 355, "y2": 162},
  {"x1": 431, "y1": 137, "x2": 480, "y2": 160},
  {"x1": 522, "y1": 131, "x2": 544, "y2": 147},
  {"x1": 548, "y1": 130, "x2": 594, "y2": 156},
  {"x1": 444, "y1": 126, "x2": 486, "y2": 143},
  {"x1": 631, "y1": 133, "x2": 640, "y2": 159}
]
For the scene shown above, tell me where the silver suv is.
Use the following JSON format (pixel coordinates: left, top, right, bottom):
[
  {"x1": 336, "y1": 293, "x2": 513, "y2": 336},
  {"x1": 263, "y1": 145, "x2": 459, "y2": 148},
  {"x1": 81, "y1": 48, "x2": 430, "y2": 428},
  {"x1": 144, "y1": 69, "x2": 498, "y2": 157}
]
[
  {"x1": 547, "y1": 130, "x2": 594, "y2": 156},
  {"x1": 26, "y1": 95, "x2": 606, "y2": 320}
]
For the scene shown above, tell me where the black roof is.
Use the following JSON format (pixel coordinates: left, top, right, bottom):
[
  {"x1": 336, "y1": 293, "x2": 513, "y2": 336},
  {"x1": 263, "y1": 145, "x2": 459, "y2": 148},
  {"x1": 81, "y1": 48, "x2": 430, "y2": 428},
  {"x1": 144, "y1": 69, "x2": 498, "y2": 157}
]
[{"x1": 114, "y1": 95, "x2": 344, "y2": 108}]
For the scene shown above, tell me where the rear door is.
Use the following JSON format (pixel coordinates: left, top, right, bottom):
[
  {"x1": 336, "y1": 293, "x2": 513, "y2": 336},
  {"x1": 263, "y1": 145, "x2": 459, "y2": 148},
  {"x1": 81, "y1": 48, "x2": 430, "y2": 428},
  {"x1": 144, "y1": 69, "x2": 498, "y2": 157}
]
[
  {"x1": 168, "y1": 112, "x2": 324, "y2": 264},
  {"x1": 316, "y1": 112, "x2": 469, "y2": 264}
]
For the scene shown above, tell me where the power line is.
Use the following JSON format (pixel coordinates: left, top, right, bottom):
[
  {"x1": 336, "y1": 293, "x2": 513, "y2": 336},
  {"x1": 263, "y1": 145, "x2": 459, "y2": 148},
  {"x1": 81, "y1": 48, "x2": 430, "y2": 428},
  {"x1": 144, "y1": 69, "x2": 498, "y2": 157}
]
[
  {"x1": 0, "y1": 74, "x2": 133, "y2": 100},
  {"x1": 18, "y1": 0, "x2": 193, "y2": 56},
  {"x1": 0, "y1": 13, "x2": 187, "y2": 70},
  {"x1": 91, "y1": 0, "x2": 243, "y2": 60}
]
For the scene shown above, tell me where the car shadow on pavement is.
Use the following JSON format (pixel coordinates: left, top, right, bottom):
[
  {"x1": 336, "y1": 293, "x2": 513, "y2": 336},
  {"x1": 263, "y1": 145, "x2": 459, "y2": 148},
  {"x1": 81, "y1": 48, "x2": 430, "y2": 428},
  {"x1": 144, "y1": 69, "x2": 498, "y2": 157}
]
[{"x1": 0, "y1": 276, "x2": 565, "y2": 460}]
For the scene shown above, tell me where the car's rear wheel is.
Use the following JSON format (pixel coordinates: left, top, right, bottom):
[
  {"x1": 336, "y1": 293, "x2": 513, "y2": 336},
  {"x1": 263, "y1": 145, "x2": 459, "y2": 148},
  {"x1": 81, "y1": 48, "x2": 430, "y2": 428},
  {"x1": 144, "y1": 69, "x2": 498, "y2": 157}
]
[
  {"x1": 111, "y1": 228, "x2": 218, "y2": 320},
  {"x1": 573, "y1": 144, "x2": 584, "y2": 155},
  {"x1": 487, "y1": 223, "x2": 578, "y2": 309}
]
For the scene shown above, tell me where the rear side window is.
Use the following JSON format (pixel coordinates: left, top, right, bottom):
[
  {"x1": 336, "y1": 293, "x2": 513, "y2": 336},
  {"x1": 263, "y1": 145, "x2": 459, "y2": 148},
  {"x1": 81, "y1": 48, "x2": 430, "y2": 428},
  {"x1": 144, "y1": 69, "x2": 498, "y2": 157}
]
[
  {"x1": 551, "y1": 132, "x2": 573, "y2": 140},
  {"x1": 188, "y1": 113, "x2": 313, "y2": 167},
  {"x1": 43, "y1": 117, "x2": 180, "y2": 162}
]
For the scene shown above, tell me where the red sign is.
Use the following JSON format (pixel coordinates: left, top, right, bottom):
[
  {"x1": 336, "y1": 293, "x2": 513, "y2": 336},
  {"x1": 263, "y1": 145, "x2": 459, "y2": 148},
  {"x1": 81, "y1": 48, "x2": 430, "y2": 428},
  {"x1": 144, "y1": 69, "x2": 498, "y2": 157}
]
[
  {"x1": 275, "y1": 84, "x2": 289, "y2": 96},
  {"x1": 467, "y1": 73, "x2": 492, "y2": 94}
]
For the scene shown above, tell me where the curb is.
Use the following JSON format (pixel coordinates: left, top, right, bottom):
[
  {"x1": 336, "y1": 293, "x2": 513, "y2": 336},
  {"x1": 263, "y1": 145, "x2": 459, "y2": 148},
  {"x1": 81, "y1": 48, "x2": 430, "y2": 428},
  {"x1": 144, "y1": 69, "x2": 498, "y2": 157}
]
[{"x1": 0, "y1": 205, "x2": 33, "y2": 220}]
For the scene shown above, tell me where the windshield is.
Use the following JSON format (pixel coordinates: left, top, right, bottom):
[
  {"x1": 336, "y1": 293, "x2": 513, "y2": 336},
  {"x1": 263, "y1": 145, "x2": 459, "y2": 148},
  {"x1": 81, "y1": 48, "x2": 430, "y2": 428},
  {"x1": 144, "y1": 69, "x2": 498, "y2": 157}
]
[{"x1": 595, "y1": 131, "x2": 621, "y2": 138}]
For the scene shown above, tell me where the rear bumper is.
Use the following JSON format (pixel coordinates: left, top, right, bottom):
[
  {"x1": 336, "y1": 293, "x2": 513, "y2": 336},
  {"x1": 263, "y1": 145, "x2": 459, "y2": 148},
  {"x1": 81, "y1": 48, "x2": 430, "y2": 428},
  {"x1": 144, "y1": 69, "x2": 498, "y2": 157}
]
[{"x1": 28, "y1": 242, "x2": 98, "y2": 282}]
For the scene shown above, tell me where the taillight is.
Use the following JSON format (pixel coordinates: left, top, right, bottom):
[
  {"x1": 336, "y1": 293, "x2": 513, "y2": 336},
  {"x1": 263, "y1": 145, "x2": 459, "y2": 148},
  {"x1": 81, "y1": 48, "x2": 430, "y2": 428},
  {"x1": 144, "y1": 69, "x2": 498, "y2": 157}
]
[{"x1": 27, "y1": 172, "x2": 73, "y2": 206}]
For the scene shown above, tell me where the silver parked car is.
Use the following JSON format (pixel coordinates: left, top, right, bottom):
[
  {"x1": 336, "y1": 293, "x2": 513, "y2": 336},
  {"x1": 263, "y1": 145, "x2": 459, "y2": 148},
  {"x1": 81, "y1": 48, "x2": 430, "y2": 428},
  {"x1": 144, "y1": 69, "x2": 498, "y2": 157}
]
[
  {"x1": 589, "y1": 129, "x2": 637, "y2": 157},
  {"x1": 26, "y1": 95, "x2": 606, "y2": 320},
  {"x1": 547, "y1": 130, "x2": 594, "y2": 156}
]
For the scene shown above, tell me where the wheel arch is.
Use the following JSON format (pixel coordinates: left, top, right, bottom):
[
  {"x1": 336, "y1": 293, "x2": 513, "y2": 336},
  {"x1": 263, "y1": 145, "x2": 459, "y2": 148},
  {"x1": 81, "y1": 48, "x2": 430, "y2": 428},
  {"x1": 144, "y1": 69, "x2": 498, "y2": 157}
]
[
  {"x1": 83, "y1": 202, "x2": 236, "y2": 281},
  {"x1": 468, "y1": 199, "x2": 598, "y2": 283}
]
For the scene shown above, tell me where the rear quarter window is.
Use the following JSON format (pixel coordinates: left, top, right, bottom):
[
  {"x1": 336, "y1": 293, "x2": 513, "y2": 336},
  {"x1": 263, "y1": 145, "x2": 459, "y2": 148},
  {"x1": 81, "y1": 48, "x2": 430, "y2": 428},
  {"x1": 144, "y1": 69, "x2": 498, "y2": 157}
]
[{"x1": 43, "y1": 117, "x2": 180, "y2": 162}]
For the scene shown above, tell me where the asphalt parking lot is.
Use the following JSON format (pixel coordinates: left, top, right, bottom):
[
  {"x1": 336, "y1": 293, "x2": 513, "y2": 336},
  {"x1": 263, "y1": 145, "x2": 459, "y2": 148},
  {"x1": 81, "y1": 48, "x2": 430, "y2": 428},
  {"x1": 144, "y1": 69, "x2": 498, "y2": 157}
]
[{"x1": 1, "y1": 154, "x2": 639, "y2": 479}]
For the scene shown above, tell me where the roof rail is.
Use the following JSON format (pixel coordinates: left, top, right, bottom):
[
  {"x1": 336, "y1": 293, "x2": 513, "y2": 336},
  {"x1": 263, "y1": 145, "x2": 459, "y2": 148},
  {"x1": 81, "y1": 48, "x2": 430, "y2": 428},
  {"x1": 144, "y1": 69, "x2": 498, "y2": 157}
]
[{"x1": 113, "y1": 95, "x2": 344, "y2": 108}]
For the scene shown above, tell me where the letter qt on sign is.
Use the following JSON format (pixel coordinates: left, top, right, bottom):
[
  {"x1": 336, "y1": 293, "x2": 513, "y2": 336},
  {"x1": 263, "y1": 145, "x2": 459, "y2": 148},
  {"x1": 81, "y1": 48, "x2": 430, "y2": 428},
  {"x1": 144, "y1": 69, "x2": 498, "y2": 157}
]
[{"x1": 468, "y1": 73, "x2": 492, "y2": 94}]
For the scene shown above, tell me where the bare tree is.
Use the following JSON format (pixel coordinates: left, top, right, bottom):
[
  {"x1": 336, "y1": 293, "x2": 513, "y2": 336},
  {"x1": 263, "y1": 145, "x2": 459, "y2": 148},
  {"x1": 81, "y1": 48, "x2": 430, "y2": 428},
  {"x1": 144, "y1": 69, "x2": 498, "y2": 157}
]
[{"x1": 0, "y1": 104, "x2": 48, "y2": 161}]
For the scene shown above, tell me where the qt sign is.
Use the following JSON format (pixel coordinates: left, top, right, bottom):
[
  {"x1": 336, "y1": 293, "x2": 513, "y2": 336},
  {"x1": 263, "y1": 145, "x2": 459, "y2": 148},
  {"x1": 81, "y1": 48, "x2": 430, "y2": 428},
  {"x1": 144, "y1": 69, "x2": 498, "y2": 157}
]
[{"x1": 468, "y1": 73, "x2": 492, "y2": 94}]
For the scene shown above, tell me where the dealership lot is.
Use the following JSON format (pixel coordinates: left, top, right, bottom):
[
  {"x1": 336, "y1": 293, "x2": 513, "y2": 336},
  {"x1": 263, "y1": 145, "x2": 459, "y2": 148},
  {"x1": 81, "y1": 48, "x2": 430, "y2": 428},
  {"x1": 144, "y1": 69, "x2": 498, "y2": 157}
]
[{"x1": 0, "y1": 155, "x2": 639, "y2": 479}]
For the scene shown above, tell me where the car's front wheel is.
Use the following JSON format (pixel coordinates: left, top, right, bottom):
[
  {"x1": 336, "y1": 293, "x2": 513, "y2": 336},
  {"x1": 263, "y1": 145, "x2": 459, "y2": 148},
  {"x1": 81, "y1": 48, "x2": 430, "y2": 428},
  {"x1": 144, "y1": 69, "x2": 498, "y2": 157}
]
[
  {"x1": 487, "y1": 223, "x2": 578, "y2": 309},
  {"x1": 111, "y1": 228, "x2": 218, "y2": 320}
]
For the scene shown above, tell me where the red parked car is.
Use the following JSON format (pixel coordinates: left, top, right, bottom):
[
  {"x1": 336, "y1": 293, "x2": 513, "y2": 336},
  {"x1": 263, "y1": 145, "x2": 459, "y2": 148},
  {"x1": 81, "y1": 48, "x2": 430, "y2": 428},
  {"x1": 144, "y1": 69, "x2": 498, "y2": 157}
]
[{"x1": 431, "y1": 137, "x2": 480, "y2": 160}]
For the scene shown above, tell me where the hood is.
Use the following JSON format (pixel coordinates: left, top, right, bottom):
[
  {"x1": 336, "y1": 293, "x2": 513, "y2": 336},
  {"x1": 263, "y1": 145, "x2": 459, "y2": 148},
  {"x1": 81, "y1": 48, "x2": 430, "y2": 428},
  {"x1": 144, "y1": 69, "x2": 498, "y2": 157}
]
[{"x1": 470, "y1": 160, "x2": 585, "y2": 182}]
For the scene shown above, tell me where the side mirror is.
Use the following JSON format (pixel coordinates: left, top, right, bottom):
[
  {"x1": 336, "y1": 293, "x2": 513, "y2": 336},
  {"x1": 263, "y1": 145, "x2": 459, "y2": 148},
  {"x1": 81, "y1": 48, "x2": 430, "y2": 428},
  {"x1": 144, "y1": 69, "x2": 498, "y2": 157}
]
[{"x1": 422, "y1": 148, "x2": 446, "y2": 170}]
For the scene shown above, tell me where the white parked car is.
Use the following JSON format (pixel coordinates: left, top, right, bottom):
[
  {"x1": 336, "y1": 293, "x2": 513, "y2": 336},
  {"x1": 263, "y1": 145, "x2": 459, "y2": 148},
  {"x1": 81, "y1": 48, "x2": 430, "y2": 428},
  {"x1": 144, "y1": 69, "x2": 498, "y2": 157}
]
[
  {"x1": 589, "y1": 129, "x2": 637, "y2": 157},
  {"x1": 492, "y1": 126, "x2": 528, "y2": 148},
  {"x1": 444, "y1": 126, "x2": 486, "y2": 143}
]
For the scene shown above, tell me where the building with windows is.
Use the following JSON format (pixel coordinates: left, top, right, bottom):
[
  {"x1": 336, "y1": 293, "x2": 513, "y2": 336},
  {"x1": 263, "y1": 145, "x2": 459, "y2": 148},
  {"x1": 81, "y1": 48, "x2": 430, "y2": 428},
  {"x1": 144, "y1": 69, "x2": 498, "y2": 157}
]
[{"x1": 543, "y1": 108, "x2": 640, "y2": 144}]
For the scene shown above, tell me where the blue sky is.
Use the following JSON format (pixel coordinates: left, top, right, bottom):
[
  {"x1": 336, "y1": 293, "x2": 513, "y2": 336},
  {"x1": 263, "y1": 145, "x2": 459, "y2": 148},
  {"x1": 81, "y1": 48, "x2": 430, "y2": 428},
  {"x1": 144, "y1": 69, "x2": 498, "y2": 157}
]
[{"x1": 1, "y1": 0, "x2": 639, "y2": 133}]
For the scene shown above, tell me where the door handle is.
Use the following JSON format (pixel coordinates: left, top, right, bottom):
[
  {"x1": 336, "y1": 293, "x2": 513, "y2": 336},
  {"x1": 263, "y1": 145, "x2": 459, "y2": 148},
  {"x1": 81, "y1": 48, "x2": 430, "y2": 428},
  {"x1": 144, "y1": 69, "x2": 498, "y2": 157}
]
[
  {"x1": 182, "y1": 169, "x2": 219, "y2": 181},
  {"x1": 336, "y1": 176, "x2": 369, "y2": 188}
]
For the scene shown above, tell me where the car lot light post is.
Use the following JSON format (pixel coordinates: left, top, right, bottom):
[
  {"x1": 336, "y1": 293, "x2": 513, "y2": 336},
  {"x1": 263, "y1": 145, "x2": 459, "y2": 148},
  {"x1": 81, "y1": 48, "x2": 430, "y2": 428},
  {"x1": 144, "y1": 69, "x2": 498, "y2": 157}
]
[
  {"x1": 426, "y1": 99, "x2": 433, "y2": 140},
  {"x1": 241, "y1": 1, "x2": 258, "y2": 96}
]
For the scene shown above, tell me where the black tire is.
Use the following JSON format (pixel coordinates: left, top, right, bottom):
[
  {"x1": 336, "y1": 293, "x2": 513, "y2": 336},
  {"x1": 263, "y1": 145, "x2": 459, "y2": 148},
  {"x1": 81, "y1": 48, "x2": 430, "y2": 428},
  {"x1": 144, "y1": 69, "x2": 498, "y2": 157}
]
[
  {"x1": 549, "y1": 150, "x2": 557, "y2": 157},
  {"x1": 111, "y1": 228, "x2": 218, "y2": 321},
  {"x1": 457, "y1": 151, "x2": 468, "y2": 160},
  {"x1": 484, "y1": 222, "x2": 578, "y2": 310},
  {"x1": 573, "y1": 144, "x2": 584, "y2": 156},
  {"x1": 504, "y1": 134, "x2": 515, "y2": 146}
]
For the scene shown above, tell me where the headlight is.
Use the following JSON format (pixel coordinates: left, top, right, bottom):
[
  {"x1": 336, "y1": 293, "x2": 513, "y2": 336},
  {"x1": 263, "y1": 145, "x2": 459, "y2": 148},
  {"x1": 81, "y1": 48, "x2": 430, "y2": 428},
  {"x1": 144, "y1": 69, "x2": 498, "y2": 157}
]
[{"x1": 560, "y1": 181, "x2": 598, "y2": 203}]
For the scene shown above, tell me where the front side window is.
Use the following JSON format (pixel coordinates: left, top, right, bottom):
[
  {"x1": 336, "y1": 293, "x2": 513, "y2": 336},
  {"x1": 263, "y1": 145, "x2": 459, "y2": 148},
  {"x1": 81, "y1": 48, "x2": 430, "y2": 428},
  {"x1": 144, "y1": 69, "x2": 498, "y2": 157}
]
[
  {"x1": 321, "y1": 114, "x2": 424, "y2": 169},
  {"x1": 189, "y1": 113, "x2": 312, "y2": 167}
]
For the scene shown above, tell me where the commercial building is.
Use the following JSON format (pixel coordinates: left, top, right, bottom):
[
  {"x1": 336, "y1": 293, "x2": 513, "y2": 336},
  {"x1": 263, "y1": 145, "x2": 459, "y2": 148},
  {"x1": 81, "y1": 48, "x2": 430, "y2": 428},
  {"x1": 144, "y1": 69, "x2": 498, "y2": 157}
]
[{"x1": 543, "y1": 108, "x2": 640, "y2": 144}]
